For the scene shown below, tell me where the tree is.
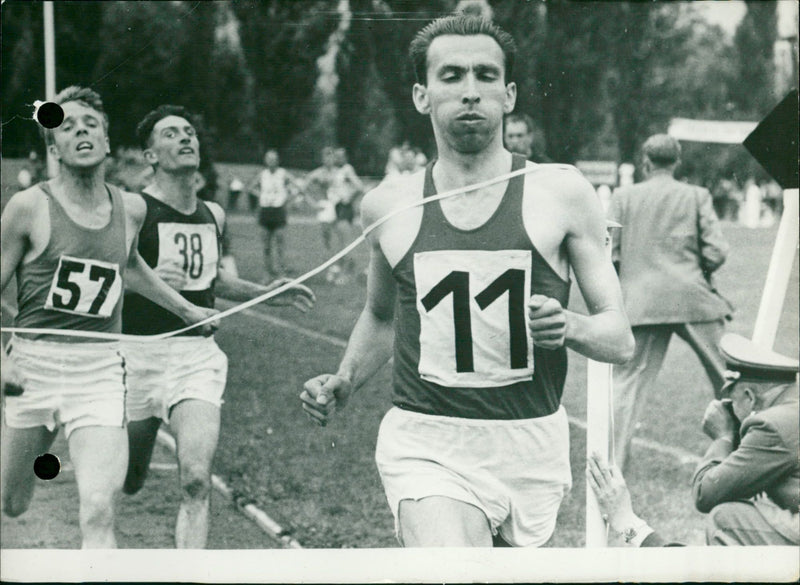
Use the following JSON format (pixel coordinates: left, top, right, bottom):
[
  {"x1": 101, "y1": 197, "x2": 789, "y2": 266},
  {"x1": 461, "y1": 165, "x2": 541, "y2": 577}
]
[{"x1": 732, "y1": 1, "x2": 777, "y2": 116}]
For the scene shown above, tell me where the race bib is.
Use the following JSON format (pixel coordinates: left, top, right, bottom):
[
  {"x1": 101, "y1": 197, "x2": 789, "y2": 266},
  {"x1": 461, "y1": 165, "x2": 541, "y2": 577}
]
[
  {"x1": 156, "y1": 223, "x2": 219, "y2": 291},
  {"x1": 415, "y1": 250, "x2": 534, "y2": 388},
  {"x1": 45, "y1": 255, "x2": 122, "y2": 318}
]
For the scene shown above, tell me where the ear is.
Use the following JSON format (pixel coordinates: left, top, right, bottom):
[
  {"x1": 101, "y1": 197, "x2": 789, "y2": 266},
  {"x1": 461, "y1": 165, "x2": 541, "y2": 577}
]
[
  {"x1": 412, "y1": 83, "x2": 430, "y2": 115},
  {"x1": 143, "y1": 148, "x2": 158, "y2": 165},
  {"x1": 503, "y1": 81, "x2": 517, "y2": 114},
  {"x1": 104, "y1": 136, "x2": 111, "y2": 155},
  {"x1": 743, "y1": 387, "x2": 757, "y2": 408},
  {"x1": 47, "y1": 143, "x2": 60, "y2": 161}
]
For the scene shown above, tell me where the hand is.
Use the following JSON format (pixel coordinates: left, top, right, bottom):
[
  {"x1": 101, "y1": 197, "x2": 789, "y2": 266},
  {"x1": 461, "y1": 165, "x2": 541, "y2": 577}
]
[
  {"x1": 1, "y1": 352, "x2": 26, "y2": 396},
  {"x1": 528, "y1": 295, "x2": 567, "y2": 349},
  {"x1": 154, "y1": 261, "x2": 188, "y2": 291},
  {"x1": 183, "y1": 305, "x2": 220, "y2": 336},
  {"x1": 300, "y1": 373, "x2": 352, "y2": 427},
  {"x1": 701, "y1": 399, "x2": 737, "y2": 441},
  {"x1": 586, "y1": 452, "x2": 638, "y2": 534},
  {"x1": 265, "y1": 278, "x2": 316, "y2": 313}
]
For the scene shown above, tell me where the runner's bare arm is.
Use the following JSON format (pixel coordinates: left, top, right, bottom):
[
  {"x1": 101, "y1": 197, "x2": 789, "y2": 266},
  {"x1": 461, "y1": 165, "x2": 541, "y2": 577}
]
[
  {"x1": 206, "y1": 202, "x2": 315, "y2": 311},
  {"x1": 0, "y1": 191, "x2": 36, "y2": 394},
  {"x1": 560, "y1": 174, "x2": 634, "y2": 363},
  {"x1": 300, "y1": 194, "x2": 396, "y2": 425}
]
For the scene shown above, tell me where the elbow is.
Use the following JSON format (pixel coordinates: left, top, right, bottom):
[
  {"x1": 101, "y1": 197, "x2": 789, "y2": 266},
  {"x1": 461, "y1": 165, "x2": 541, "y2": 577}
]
[
  {"x1": 610, "y1": 328, "x2": 635, "y2": 364},
  {"x1": 693, "y1": 492, "x2": 714, "y2": 514}
]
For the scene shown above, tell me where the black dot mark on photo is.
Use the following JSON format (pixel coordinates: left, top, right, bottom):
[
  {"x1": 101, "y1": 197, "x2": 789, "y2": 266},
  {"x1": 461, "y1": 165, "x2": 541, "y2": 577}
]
[
  {"x1": 36, "y1": 102, "x2": 64, "y2": 129},
  {"x1": 34, "y1": 453, "x2": 60, "y2": 480}
]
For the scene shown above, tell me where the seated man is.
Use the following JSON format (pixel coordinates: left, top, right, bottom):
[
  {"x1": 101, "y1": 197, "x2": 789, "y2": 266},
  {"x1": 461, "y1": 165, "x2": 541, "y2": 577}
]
[{"x1": 693, "y1": 333, "x2": 799, "y2": 546}]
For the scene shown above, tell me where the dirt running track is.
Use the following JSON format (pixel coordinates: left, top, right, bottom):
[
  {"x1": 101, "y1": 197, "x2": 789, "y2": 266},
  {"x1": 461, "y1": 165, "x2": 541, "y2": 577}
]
[{"x1": 0, "y1": 431, "x2": 280, "y2": 549}]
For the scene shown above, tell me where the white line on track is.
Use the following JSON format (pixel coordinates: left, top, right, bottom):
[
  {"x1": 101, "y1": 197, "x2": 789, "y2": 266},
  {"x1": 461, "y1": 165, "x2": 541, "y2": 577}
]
[
  {"x1": 225, "y1": 301, "x2": 702, "y2": 465},
  {"x1": 155, "y1": 429, "x2": 302, "y2": 549}
]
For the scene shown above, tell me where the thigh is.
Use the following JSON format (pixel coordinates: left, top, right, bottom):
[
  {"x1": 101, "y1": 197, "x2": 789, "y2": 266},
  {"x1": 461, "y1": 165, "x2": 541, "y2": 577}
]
[
  {"x1": 69, "y1": 426, "x2": 128, "y2": 496},
  {"x1": 169, "y1": 400, "x2": 220, "y2": 472},
  {"x1": 1, "y1": 424, "x2": 58, "y2": 491},
  {"x1": 708, "y1": 501, "x2": 798, "y2": 546},
  {"x1": 399, "y1": 495, "x2": 493, "y2": 547},
  {"x1": 126, "y1": 418, "x2": 162, "y2": 470}
]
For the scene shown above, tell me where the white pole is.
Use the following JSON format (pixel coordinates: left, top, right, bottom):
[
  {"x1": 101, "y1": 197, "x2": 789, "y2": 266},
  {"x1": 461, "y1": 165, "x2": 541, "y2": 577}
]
[
  {"x1": 585, "y1": 225, "x2": 617, "y2": 548},
  {"x1": 43, "y1": 1, "x2": 58, "y2": 178},
  {"x1": 752, "y1": 189, "x2": 799, "y2": 347}
]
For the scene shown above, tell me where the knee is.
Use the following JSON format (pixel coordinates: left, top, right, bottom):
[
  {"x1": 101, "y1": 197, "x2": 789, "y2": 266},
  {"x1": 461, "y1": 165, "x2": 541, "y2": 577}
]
[
  {"x1": 705, "y1": 502, "x2": 744, "y2": 545},
  {"x1": 80, "y1": 490, "x2": 115, "y2": 528},
  {"x1": 2, "y1": 493, "x2": 31, "y2": 518},
  {"x1": 180, "y1": 465, "x2": 211, "y2": 501}
]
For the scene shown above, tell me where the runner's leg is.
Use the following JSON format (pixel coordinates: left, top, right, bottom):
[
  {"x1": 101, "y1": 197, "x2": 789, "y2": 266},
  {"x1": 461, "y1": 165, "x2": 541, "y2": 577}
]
[
  {"x1": 170, "y1": 399, "x2": 220, "y2": 549},
  {"x1": 123, "y1": 417, "x2": 162, "y2": 495},
  {"x1": 399, "y1": 496, "x2": 493, "y2": 547},
  {"x1": 68, "y1": 425, "x2": 128, "y2": 548},
  {"x1": 1, "y1": 425, "x2": 58, "y2": 517}
]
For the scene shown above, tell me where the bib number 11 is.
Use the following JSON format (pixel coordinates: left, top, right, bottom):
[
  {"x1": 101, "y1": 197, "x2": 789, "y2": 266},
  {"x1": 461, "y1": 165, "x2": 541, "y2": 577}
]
[
  {"x1": 414, "y1": 250, "x2": 534, "y2": 388},
  {"x1": 421, "y1": 268, "x2": 527, "y2": 372}
]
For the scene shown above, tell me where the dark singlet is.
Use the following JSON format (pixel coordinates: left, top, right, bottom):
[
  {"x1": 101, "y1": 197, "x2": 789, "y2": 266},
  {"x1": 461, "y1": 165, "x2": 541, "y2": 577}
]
[
  {"x1": 122, "y1": 193, "x2": 219, "y2": 336},
  {"x1": 392, "y1": 155, "x2": 571, "y2": 420},
  {"x1": 15, "y1": 182, "x2": 129, "y2": 342}
]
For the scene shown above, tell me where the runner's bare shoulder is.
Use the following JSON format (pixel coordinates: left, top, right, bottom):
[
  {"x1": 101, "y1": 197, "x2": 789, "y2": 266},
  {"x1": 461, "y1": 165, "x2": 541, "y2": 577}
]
[{"x1": 360, "y1": 169, "x2": 426, "y2": 227}]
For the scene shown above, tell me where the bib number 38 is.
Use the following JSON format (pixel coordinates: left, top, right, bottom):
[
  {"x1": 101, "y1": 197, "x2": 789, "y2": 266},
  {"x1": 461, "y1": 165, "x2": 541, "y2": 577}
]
[
  {"x1": 414, "y1": 250, "x2": 534, "y2": 388},
  {"x1": 45, "y1": 255, "x2": 122, "y2": 318}
]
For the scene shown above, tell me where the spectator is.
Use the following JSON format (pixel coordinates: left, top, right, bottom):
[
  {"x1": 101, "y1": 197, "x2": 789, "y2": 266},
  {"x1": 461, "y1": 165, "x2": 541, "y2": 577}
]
[
  {"x1": 608, "y1": 134, "x2": 734, "y2": 471},
  {"x1": 693, "y1": 333, "x2": 799, "y2": 546},
  {"x1": 503, "y1": 113, "x2": 551, "y2": 163}
]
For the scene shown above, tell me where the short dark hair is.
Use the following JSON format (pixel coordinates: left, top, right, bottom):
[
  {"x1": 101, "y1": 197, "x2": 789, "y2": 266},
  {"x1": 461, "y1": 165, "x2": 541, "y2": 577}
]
[
  {"x1": 409, "y1": 15, "x2": 517, "y2": 84},
  {"x1": 504, "y1": 113, "x2": 534, "y2": 133},
  {"x1": 642, "y1": 134, "x2": 681, "y2": 167},
  {"x1": 136, "y1": 104, "x2": 197, "y2": 150},
  {"x1": 40, "y1": 86, "x2": 109, "y2": 146}
]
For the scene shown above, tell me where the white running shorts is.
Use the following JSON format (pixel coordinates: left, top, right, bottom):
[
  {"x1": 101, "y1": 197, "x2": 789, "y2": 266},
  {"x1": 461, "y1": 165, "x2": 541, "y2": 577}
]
[
  {"x1": 122, "y1": 335, "x2": 228, "y2": 423},
  {"x1": 3, "y1": 336, "x2": 126, "y2": 438},
  {"x1": 375, "y1": 405, "x2": 572, "y2": 547}
]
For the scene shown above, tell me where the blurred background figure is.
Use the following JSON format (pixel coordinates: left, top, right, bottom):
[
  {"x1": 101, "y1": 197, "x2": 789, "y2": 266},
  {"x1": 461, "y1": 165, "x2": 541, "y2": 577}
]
[
  {"x1": 246, "y1": 149, "x2": 303, "y2": 281},
  {"x1": 740, "y1": 177, "x2": 763, "y2": 229},
  {"x1": 16, "y1": 150, "x2": 46, "y2": 188},
  {"x1": 609, "y1": 134, "x2": 734, "y2": 472},
  {"x1": 226, "y1": 176, "x2": 244, "y2": 212},
  {"x1": 503, "y1": 113, "x2": 551, "y2": 163},
  {"x1": 693, "y1": 334, "x2": 799, "y2": 546}
]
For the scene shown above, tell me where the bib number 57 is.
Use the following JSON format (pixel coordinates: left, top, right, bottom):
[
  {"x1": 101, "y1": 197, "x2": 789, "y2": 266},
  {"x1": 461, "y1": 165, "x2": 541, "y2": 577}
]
[{"x1": 45, "y1": 255, "x2": 122, "y2": 318}]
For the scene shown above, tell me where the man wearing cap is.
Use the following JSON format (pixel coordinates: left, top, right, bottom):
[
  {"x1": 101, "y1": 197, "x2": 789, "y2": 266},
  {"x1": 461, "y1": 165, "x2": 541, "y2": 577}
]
[
  {"x1": 693, "y1": 333, "x2": 799, "y2": 546},
  {"x1": 608, "y1": 133, "x2": 733, "y2": 471}
]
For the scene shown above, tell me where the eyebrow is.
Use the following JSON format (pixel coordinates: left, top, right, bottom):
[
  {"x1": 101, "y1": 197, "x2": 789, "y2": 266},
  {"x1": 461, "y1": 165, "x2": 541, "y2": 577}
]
[
  {"x1": 159, "y1": 124, "x2": 195, "y2": 134},
  {"x1": 436, "y1": 63, "x2": 502, "y2": 76}
]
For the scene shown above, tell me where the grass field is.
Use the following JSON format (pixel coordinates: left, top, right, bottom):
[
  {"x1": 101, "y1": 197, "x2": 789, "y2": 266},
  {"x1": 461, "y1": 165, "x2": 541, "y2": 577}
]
[{"x1": 1, "y1": 157, "x2": 798, "y2": 549}]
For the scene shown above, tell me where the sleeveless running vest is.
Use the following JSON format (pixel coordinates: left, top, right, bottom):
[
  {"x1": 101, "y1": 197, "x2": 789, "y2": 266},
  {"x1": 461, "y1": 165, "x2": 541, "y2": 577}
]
[
  {"x1": 392, "y1": 155, "x2": 571, "y2": 419},
  {"x1": 15, "y1": 182, "x2": 128, "y2": 341},
  {"x1": 122, "y1": 193, "x2": 219, "y2": 336}
]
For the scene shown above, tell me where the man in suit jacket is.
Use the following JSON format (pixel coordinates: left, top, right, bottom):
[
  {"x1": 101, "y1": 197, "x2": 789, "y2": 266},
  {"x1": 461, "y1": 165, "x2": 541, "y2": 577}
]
[
  {"x1": 608, "y1": 134, "x2": 733, "y2": 470},
  {"x1": 693, "y1": 333, "x2": 799, "y2": 546}
]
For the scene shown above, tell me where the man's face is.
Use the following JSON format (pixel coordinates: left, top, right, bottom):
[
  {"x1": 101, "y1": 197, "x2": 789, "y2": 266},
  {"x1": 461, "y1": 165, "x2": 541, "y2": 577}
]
[
  {"x1": 413, "y1": 34, "x2": 516, "y2": 154},
  {"x1": 265, "y1": 151, "x2": 279, "y2": 170},
  {"x1": 49, "y1": 101, "x2": 109, "y2": 170},
  {"x1": 146, "y1": 115, "x2": 199, "y2": 172},
  {"x1": 504, "y1": 120, "x2": 533, "y2": 157}
]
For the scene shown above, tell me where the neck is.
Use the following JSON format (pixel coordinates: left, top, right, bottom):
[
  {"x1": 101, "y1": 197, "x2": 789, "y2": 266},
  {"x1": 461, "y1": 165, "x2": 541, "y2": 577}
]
[
  {"x1": 433, "y1": 137, "x2": 512, "y2": 191},
  {"x1": 648, "y1": 167, "x2": 674, "y2": 179},
  {"x1": 55, "y1": 164, "x2": 107, "y2": 205},
  {"x1": 151, "y1": 167, "x2": 198, "y2": 213}
]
